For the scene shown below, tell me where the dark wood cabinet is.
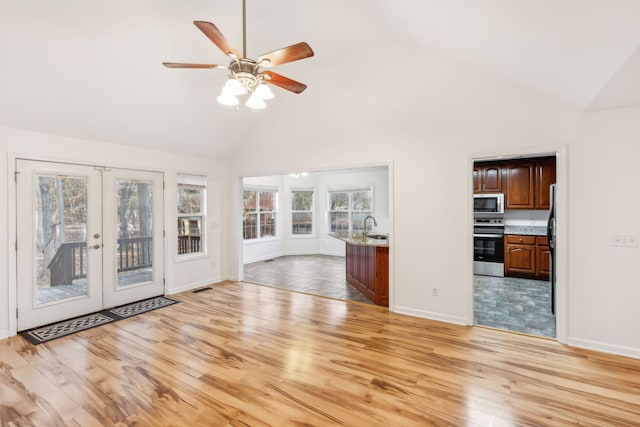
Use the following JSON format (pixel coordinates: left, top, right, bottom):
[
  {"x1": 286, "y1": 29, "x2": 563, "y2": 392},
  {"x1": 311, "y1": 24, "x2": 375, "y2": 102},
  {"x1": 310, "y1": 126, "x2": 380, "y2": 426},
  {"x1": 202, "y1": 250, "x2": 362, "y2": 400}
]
[
  {"x1": 345, "y1": 242, "x2": 389, "y2": 306},
  {"x1": 505, "y1": 162, "x2": 535, "y2": 209},
  {"x1": 536, "y1": 236, "x2": 551, "y2": 278},
  {"x1": 535, "y1": 159, "x2": 556, "y2": 210},
  {"x1": 473, "y1": 163, "x2": 502, "y2": 193},
  {"x1": 478, "y1": 156, "x2": 555, "y2": 210},
  {"x1": 505, "y1": 235, "x2": 536, "y2": 275},
  {"x1": 505, "y1": 234, "x2": 550, "y2": 279}
]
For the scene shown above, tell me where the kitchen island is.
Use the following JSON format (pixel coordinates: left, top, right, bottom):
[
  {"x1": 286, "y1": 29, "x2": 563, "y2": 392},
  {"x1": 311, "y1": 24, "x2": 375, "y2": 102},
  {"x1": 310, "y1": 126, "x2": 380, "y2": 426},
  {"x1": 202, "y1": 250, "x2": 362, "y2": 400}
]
[{"x1": 330, "y1": 234, "x2": 389, "y2": 307}]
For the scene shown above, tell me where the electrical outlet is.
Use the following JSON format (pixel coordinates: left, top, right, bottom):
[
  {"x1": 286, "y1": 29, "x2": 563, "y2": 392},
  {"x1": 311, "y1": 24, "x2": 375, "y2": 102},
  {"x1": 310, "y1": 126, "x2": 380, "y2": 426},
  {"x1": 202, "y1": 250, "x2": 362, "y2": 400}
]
[
  {"x1": 432, "y1": 288, "x2": 439, "y2": 297},
  {"x1": 612, "y1": 234, "x2": 639, "y2": 248}
]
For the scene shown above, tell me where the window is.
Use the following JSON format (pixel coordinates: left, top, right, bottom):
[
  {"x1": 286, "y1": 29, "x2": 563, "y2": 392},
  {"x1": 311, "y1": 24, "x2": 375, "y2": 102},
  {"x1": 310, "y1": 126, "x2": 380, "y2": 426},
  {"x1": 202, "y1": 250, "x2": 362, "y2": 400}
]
[
  {"x1": 328, "y1": 188, "x2": 373, "y2": 235},
  {"x1": 244, "y1": 189, "x2": 277, "y2": 240},
  {"x1": 177, "y1": 174, "x2": 206, "y2": 256},
  {"x1": 291, "y1": 189, "x2": 313, "y2": 235}
]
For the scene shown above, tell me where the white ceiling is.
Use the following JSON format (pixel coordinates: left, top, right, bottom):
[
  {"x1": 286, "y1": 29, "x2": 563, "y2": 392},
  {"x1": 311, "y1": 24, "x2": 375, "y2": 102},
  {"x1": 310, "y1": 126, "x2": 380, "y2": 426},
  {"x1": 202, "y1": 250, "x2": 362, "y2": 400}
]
[{"x1": 1, "y1": 0, "x2": 639, "y2": 157}]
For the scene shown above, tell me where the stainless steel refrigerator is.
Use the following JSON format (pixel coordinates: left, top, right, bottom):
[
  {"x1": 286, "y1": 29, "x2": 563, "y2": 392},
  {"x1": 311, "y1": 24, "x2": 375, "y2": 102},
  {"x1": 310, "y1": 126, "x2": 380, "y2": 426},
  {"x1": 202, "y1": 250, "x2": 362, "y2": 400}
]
[{"x1": 546, "y1": 183, "x2": 557, "y2": 314}]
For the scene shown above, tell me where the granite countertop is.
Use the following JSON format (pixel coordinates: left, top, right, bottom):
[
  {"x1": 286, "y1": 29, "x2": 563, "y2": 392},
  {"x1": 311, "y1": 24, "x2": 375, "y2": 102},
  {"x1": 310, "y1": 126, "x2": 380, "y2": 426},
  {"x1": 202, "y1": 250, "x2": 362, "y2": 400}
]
[
  {"x1": 504, "y1": 225, "x2": 547, "y2": 236},
  {"x1": 329, "y1": 233, "x2": 390, "y2": 247}
]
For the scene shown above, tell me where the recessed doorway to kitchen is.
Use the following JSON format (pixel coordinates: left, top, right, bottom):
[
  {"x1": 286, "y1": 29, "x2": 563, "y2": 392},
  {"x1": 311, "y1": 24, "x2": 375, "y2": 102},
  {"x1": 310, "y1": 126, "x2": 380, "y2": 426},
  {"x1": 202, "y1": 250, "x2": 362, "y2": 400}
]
[
  {"x1": 240, "y1": 166, "x2": 390, "y2": 306},
  {"x1": 473, "y1": 155, "x2": 557, "y2": 338}
]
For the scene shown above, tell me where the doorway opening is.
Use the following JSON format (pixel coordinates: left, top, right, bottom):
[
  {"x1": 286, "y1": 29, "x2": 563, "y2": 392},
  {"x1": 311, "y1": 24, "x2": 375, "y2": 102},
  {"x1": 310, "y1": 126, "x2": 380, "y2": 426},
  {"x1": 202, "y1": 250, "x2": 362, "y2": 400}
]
[
  {"x1": 240, "y1": 165, "x2": 390, "y2": 305},
  {"x1": 472, "y1": 153, "x2": 558, "y2": 338},
  {"x1": 16, "y1": 159, "x2": 165, "y2": 331}
]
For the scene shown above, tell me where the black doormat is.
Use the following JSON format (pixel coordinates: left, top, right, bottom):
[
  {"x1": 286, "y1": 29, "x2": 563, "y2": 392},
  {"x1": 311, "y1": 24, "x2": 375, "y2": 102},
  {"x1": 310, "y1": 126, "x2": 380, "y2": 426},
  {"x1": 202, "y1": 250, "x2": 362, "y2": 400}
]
[{"x1": 20, "y1": 296, "x2": 178, "y2": 345}]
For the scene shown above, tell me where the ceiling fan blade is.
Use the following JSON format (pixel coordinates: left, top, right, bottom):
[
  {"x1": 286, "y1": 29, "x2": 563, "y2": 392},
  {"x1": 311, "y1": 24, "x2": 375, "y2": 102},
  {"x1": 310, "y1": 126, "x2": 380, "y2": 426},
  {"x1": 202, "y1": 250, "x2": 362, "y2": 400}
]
[
  {"x1": 257, "y1": 42, "x2": 314, "y2": 67},
  {"x1": 262, "y1": 71, "x2": 307, "y2": 94},
  {"x1": 193, "y1": 21, "x2": 242, "y2": 59},
  {"x1": 163, "y1": 62, "x2": 226, "y2": 69}
]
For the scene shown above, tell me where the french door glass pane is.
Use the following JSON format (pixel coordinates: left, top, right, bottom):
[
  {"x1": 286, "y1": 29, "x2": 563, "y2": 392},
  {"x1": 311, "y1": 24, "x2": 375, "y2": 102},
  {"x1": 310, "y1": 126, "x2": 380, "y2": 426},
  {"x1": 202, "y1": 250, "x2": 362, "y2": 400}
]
[
  {"x1": 116, "y1": 180, "x2": 154, "y2": 288},
  {"x1": 34, "y1": 175, "x2": 89, "y2": 305}
]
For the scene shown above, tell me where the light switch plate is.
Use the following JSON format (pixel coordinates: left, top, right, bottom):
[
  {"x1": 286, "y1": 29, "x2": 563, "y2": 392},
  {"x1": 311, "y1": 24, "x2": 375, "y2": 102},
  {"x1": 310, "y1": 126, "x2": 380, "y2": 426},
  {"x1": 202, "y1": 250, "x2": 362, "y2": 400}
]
[{"x1": 612, "y1": 234, "x2": 639, "y2": 247}]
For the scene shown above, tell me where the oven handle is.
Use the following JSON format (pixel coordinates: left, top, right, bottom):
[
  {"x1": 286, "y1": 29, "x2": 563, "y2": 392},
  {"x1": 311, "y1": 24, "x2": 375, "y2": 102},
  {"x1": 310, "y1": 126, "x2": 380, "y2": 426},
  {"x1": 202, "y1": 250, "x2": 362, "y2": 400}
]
[{"x1": 473, "y1": 233, "x2": 504, "y2": 238}]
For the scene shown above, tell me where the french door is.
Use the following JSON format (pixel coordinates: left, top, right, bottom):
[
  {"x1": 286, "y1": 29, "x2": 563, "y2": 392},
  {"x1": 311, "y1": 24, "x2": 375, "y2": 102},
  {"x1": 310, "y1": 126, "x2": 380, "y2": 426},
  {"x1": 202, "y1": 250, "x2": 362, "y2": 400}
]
[{"x1": 16, "y1": 160, "x2": 164, "y2": 331}]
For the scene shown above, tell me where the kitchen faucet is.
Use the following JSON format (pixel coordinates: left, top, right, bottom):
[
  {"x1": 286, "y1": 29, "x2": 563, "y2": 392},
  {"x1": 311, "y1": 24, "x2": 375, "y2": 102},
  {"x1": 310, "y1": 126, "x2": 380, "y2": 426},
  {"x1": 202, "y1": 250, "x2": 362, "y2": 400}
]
[{"x1": 363, "y1": 215, "x2": 377, "y2": 239}]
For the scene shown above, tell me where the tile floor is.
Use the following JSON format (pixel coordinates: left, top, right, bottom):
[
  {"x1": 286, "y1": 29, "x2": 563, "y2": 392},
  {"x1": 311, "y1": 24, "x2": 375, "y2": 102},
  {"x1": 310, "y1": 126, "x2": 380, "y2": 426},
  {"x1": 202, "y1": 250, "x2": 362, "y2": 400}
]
[
  {"x1": 243, "y1": 255, "x2": 373, "y2": 304},
  {"x1": 474, "y1": 275, "x2": 556, "y2": 338}
]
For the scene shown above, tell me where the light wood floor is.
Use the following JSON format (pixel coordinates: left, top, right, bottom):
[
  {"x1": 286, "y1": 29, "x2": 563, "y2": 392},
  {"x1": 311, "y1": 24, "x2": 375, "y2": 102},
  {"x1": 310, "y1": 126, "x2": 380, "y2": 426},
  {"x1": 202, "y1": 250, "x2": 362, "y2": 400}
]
[{"x1": 1, "y1": 281, "x2": 639, "y2": 426}]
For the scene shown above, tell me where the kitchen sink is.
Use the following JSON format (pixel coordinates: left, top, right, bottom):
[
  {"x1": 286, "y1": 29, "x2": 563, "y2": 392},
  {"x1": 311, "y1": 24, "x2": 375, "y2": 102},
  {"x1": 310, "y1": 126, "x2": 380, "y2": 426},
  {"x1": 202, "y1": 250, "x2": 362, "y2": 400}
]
[{"x1": 366, "y1": 234, "x2": 388, "y2": 240}]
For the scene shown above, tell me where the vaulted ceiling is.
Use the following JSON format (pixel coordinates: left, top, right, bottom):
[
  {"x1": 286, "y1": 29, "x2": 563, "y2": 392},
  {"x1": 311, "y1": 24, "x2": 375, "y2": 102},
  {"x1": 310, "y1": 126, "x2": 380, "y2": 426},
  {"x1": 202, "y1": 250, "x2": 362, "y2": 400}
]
[{"x1": 1, "y1": 0, "x2": 639, "y2": 157}]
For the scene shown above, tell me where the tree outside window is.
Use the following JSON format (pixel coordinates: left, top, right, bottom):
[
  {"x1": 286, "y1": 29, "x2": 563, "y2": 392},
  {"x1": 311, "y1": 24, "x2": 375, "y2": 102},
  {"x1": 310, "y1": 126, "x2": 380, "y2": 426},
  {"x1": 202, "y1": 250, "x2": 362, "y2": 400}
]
[
  {"x1": 291, "y1": 190, "x2": 313, "y2": 235},
  {"x1": 328, "y1": 189, "x2": 373, "y2": 236},
  {"x1": 177, "y1": 174, "x2": 206, "y2": 255},
  {"x1": 244, "y1": 189, "x2": 277, "y2": 240}
]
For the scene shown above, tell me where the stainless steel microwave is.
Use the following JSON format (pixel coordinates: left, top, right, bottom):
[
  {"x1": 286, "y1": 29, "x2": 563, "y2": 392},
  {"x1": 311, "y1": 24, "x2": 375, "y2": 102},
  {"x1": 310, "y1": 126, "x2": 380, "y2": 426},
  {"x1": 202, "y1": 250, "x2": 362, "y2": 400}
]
[{"x1": 473, "y1": 193, "x2": 504, "y2": 216}]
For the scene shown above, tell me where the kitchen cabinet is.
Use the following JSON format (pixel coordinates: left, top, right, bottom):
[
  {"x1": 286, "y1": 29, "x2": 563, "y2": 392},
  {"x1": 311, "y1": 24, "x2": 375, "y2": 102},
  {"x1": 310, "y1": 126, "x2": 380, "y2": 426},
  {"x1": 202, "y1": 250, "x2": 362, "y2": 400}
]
[
  {"x1": 535, "y1": 159, "x2": 556, "y2": 210},
  {"x1": 505, "y1": 162, "x2": 535, "y2": 209},
  {"x1": 345, "y1": 242, "x2": 389, "y2": 306},
  {"x1": 503, "y1": 158, "x2": 556, "y2": 210},
  {"x1": 536, "y1": 236, "x2": 551, "y2": 278},
  {"x1": 475, "y1": 156, "x2": 556, "y2": 210},
  {"x1": 505, "y1": 235, "x2": 536, "y2": 275},
  {"x1": 473, "y1": 163, "x2": 502, "y2": 193},
  {"x1": 505, "y1": 234, "x2": 550, "y2": 279}
]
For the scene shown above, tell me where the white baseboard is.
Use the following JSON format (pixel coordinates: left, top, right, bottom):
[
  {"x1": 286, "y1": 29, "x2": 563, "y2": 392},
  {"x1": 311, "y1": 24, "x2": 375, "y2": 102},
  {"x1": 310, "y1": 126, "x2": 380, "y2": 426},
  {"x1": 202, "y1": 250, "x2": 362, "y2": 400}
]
[
  {"x1": 243, "y1": 251, "x2": 345, "y2": 265},
  {"x1": 568, "y1": 337, "x2": 640, "y2": 360},
  {"x1": 167, "y1": 278, "x2": 221, "y2": 295},
  {"x1": 0, "y1": 329, "x2": 10, "y2": 340},
  {"x1": 243, "y1": 253, "x2": 282, "y2": 264},
  {"x1": 392, "y1": 305, "x2": 467, "y2": 326}
]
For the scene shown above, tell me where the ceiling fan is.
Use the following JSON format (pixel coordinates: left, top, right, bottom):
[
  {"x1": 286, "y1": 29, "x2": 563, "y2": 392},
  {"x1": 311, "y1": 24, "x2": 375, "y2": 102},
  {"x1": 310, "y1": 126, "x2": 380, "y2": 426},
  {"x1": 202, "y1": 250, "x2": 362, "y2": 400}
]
[{"x1": 163, "y1": 0, "x2": 314, "y2": 109}]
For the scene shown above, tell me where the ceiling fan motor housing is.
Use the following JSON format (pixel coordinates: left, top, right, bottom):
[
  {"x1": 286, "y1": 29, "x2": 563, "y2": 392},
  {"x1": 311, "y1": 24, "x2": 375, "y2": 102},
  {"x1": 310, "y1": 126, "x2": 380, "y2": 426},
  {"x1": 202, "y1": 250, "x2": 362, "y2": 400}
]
[{"x1": 230, "y1": 58, "x2": 261, "y2": 90}]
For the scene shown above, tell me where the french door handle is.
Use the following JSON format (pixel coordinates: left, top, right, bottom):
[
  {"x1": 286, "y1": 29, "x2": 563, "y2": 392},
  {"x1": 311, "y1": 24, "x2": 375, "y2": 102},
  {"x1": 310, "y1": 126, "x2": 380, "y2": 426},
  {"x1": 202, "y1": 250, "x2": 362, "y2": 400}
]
[{"x1": 89, "y1": 244, "x2": 102, "y2": 250}]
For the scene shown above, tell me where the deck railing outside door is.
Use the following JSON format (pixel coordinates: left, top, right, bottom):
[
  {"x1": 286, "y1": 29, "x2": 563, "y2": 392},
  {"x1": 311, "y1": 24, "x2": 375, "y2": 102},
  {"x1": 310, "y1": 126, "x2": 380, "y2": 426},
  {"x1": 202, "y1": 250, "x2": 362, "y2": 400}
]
[{"x1": 48, "y1": 236, "x2": 153, "y2": 286}]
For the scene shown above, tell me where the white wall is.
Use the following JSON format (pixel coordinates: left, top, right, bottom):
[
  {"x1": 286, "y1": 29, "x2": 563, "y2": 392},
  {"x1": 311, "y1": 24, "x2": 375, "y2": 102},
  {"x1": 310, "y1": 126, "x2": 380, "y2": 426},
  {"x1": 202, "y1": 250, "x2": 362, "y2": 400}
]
[
  {"x1": 4, "y1": 39, "x2": 640, "y2": 361},
  {"x1": 242, "y1": 167, "x2": 389, "y2": 264},
  {"x1": 224, "y1": 44, "x2": 640, "y2": 359},
  {"x1": 1, "y1": 126, "x2": 226, "y2": 338},
  {"x1": 225, "y1": 42, "x2": 578, "y2": 327},
  {"x1": 567, "y1": 107, "x2": 640, "y2": 357}
]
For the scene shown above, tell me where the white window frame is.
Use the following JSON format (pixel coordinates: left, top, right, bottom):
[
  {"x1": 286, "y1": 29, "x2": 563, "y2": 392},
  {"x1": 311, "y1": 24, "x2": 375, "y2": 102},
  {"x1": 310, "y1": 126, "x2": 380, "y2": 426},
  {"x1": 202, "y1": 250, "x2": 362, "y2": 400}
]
[
  {"x1": 291, "y1": 188, "x2": 315, "y2": 238},
  {"x1": 176, "y1": 174, "x2": 207, "y2": 260},
  {"x1": 327, "y1": 186, "x2": 374, "y2": 237},
  {"x1": 243, "y1": 187, "x2": 278, "y2": 242}
]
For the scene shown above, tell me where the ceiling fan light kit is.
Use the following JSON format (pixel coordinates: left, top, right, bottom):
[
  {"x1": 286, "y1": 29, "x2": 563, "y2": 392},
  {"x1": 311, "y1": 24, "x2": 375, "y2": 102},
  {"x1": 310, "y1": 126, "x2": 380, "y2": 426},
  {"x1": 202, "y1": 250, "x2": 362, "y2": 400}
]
[{"x1": 163, "y1": 0, "x2": 313, "y2": 111}]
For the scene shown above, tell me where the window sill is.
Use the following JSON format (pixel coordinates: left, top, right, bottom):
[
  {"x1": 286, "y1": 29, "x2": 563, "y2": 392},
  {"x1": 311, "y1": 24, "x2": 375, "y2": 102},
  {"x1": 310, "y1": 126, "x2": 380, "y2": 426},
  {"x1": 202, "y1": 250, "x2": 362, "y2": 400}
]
[
  {"x1": 243, "y1": 237, "x2": 279, "y2": 245},
  {"x1": 175, "y1": 252, "x2": 208, "y2": 263}
]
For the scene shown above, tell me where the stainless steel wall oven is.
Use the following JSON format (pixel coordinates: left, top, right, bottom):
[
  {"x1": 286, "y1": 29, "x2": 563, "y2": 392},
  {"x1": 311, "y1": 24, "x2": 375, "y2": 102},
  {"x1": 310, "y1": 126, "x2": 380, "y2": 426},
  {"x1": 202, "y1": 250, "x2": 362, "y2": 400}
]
[{"x1": 473, "y1": 217, "x2": 504, "y2": 277}]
